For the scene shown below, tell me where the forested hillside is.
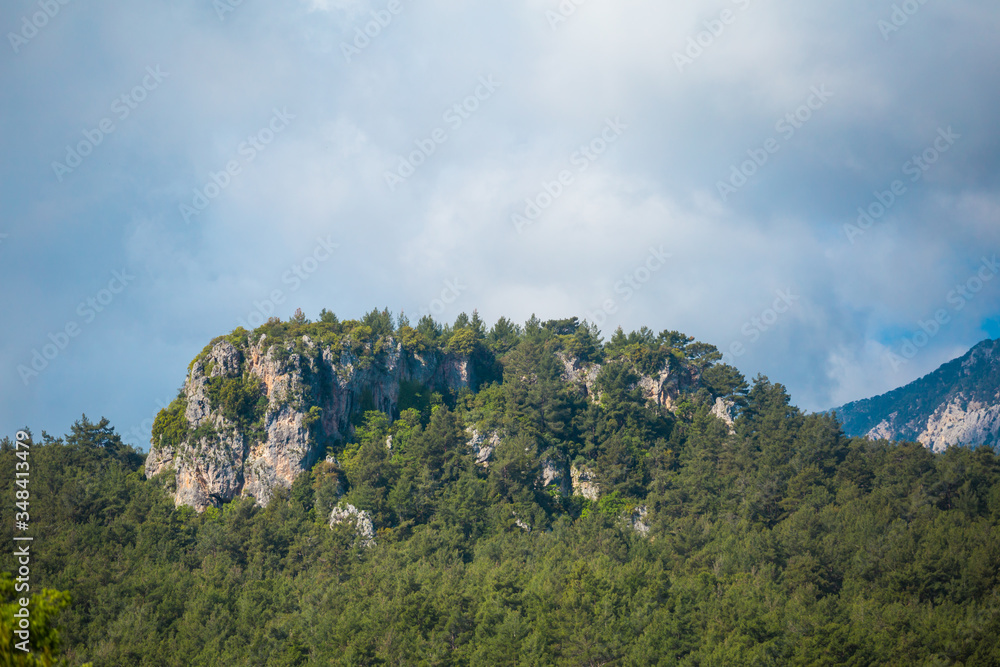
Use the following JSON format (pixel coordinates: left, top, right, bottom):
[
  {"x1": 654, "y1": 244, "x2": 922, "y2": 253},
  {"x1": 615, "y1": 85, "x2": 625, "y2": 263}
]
[{"x1": 3, "y1": 312, "x2": 1000, "y2": 665}]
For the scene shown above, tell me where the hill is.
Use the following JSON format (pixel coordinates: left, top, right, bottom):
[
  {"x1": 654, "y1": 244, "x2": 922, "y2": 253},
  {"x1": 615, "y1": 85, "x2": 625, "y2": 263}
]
[
  {"x1": 2, "y1": 310, "x2": 1000, "y2": 665},
  {"x1": 833, "y1": 338, "x2": 1000, "y2": 451}
]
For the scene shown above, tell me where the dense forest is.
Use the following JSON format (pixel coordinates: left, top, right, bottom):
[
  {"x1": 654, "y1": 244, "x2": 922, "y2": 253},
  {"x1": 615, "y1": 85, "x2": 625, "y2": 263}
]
[{"x1": 3, "y1": 311, "x2": 1000, "y2": 666}]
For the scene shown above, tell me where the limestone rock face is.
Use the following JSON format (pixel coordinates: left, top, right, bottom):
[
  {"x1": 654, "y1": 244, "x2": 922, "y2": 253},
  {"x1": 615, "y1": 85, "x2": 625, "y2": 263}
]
[
  {"x1": 917, "y1": 399, "x2": 1000, "y2": 452},
  {"x1": 866, "y1": 397, "x2": 1000, "y2": 453},
  {"x1": 540, "y1": 457, "x2": 571, "y2": 496},
  {"x1": 330, "y1": 503, "x2": 375, "y2": 547},
  {"x1": 541, "y1": 458, "x2": 561, "y2": 488},
  {"x1": 147, "y1": 333, "x2": 475, "y2": 511},
  {"x1": 466, "y1": 428, "x2": 501, "y2": 467},
  {"x1": 628, "y1": 505, "x2": 650, "y2": 536},
  {"x1": 835, "y1": 338, "x2": 1000, "y2": 451},
  {"x1": 556, "y1": 352, "x2": 601, "y2": 398},
  {"x1": 571, "y1": 464, "x2": 600, "y2": 501},
  {"x1": 557, "y1": 351, "x2": 697, "y2": 412},
  {"x1": 711, "y1": 397, "x2": 738, "y2": 433}
]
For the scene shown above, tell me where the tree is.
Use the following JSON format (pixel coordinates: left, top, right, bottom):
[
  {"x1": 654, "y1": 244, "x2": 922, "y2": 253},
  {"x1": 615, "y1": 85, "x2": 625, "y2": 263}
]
[{"x1": 0, "y1": 573, "x2": 77, "y2": 666}]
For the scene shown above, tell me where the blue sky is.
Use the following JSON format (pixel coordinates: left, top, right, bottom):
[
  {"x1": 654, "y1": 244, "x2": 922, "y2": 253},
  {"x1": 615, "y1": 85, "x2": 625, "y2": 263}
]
[{"x1": 2, "y1": 0, "x2": 999, "y2": 448}]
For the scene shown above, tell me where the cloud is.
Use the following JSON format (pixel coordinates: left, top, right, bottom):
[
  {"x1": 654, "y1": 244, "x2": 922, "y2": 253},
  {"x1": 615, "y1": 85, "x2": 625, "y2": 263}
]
[{"x1": 1, "y1": 0, "x2": 998, "y2": 441}]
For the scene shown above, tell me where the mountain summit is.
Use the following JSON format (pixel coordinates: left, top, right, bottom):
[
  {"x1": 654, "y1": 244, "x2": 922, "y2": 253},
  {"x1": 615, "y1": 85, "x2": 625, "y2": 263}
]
[{"x1": 833, "y1": 338, "x2": 1000, "y2": 450}]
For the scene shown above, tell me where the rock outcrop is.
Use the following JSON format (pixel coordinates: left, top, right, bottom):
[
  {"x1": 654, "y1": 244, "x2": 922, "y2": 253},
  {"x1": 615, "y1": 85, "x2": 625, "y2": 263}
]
[
  {"x1": 570, "y1": 464, "x2": 600, "y2": 501},
  {"x1": 466, "y1": 428, "x2": 501, "y2": 467},
  {"x1": 711, "y1": 397, "x2": 738, "y2": 433},
  {"x1": 330, "y1": 503, "x2": 376, "y2": 547},
  {"x1": 150, "y1": 326, "x2": 716, "y2": 512},
  {"x1": 833, "y1": 338, "x2": 1000, "y2": 451},
  {"x1": 557, "y1": 350, "x2": 697, "y2": 411},
  {"x1": 627, "y1": 505, "x2": 650, "y2": 536},
  {"x1": 556, "y1": 352, "x2": 601, "y2": 398},
  {"x1": 146, "y1": 332, "x2": 475, "y2": 511}
]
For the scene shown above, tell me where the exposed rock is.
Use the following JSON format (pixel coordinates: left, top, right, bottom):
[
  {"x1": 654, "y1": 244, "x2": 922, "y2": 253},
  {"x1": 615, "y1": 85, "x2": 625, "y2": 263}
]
[
  {"x1": 208, "y1": 341, "x2": 242, "y2": 378},
  {"x1": 639, "y1": 370, "x2": 676, "y2": 410},
  {"x1": 913, "y1": 398, "x2": 999, "y2": 453},
  {"x1": 628, "y1": 505, "x2": 650, "y2": 536},
  {"x1": 556, "y1": 352, "x2": 601, "y2": 398},
  {"x1": 834, "y1": 338, "x2": 1000, "y2": 451},
  {"x1": 866, "y1": 397, "x2": 1000, "y2": 452},
  {"x1": 467, "y1": 428, "x2": 501, "y2": 467},
  {"x1": 513, "y1": 513, "x2": 531, "y2": 532},
  {"x1": 148, "y1": 333, "x2": 477, "y2": 511},
  {"x1": 541, "y1": 458, "x2": 570, "y2": 495},
  {"x1": 571, "y1": 464, "x2": 600, "y2": 501},
  {"x1": 866, "y1": 415, "x2": 898, "y2": 442},
  {"x1": 558, "y1": 350, "x2": 697, "y2": 412},
  {"x1": 541, "y1": 458, "x2": 560, "y2": 487},
  {"x1": 143, "y1": 443, "x2": 172, "y2": 477},
  {"x1": 711, "y1": 397, "x2": 737, "y2": 433},
  {"x1": 330, "y1": 503, "x2": 375, "y2": 547},
  {"x1": 640, "y1": 364, "x2": 699, "y2": 411}
]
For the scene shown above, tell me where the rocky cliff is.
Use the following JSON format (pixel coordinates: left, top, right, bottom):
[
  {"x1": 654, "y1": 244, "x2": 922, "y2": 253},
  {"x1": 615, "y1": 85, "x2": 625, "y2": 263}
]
[
  {"x1": 146, "y1": 331, "x2": 477, "y2": 511},
  {"x1": 833, "y1": 338, "x2": 1000, "y2": 451},
  {"x1": 147, "y1": 320, "x2": 720, "y2": 512}
]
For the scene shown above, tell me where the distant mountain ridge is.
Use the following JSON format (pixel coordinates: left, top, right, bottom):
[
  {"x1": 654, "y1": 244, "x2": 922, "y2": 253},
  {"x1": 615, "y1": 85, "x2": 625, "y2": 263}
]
[{"x1": 832, "y1": 338, "x2": 1000, "y2": 451}]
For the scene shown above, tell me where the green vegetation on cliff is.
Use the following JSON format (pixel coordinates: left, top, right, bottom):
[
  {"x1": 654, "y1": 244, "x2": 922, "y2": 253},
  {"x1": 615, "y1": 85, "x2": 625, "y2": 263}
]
[{"x1": 3, "y1": 311, "x2": 1000, "y2": 665}]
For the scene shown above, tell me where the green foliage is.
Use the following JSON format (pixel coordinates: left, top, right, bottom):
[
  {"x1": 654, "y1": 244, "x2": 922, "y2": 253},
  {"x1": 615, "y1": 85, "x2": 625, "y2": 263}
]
[
  {"x1": 396, "y1": 325, "x2": 427, "y2": 353},
  {"x1": 487, "y1": 317, "x2": 522, "y2": 354},
  {"x1": 398, "y1": 380, "x2": 442, "y2": 419},
  {"x1": 12, "y1": 321, "x2": 1000, "y2": 665},
  {"x1": 445, "y1": 327, "x2": 479, "y2": 356},
  {"x1": 187, "y1": 328, "x2": 250, "y2": 374},
  {"x1": 562, "y1": 321, "x2": 603, "y2": 363},
  {"x1": 0, "y1": 573, "x2": 74, "y2": 666},
  {"x1": 151, "y1": 393, "x2": 188, "y2": 450},
  {"x1": 361, "y1": 307, "x2": 394, "y2": 338},
  {"x1": 701, "y1": 363, "x2": 750, "y2": 401},
  {"x1": 205, "y1": 374, "x2": 268, "y2": 436},
  {"x1": 303, "y1": 406, "x2": 322, "y2": 432}
]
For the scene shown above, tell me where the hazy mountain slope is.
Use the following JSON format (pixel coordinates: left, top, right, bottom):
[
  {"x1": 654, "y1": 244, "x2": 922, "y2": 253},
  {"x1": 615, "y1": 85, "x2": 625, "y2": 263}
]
[{"x1": 833, "y1": 338, "x2": 1000, "y2": 451}]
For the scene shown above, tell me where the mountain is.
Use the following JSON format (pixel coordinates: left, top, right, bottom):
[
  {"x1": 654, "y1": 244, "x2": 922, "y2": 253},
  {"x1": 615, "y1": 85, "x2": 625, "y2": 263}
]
[
  {"x1": 145, "y1": 325, "x2": 483, "y2": 511},
  {"x1": 832, "y1": 338, "x2": 1000, "y2": 451},
  {"x1": 5, "y1": 311, "x2": 1000, "y2": 665},
  {"x1": 145, "y1": 312, "x2": 708, "y2": 511}
]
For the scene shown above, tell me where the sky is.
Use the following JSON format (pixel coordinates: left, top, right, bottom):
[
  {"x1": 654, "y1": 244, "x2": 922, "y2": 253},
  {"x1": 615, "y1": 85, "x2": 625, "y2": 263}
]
[{"x1": 2, "y1": 0, "x2": 999, "y2": 449}]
